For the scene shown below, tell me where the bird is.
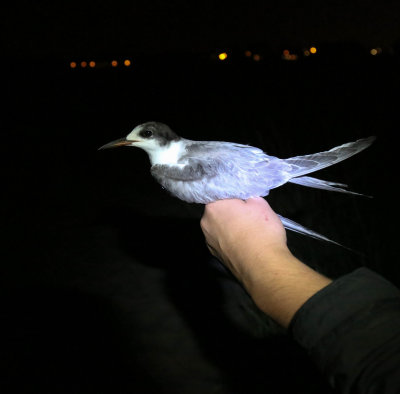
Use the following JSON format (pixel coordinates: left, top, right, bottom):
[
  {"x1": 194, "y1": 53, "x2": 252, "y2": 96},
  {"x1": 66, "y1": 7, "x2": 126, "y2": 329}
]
[{"x1": 99, "y1": 121, "x2": 375, "y2": 246}]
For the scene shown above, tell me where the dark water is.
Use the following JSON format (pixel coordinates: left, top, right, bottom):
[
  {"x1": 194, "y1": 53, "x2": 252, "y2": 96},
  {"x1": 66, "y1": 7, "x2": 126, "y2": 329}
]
[{"x1": 1, "y1": 50, "x2": 398, "y2": 393}]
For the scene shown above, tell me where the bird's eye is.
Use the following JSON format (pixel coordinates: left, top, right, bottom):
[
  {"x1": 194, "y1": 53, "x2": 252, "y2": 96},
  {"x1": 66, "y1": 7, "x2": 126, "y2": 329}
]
[{"x1": 140, "y1": 129, "x2": 153, "y2": 138}]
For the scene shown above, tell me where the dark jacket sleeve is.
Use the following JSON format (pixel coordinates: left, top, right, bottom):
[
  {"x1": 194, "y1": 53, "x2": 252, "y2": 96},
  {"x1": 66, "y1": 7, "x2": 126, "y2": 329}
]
[{"x1": 289, "y1": 267, "x2": 400, "y2": 394}]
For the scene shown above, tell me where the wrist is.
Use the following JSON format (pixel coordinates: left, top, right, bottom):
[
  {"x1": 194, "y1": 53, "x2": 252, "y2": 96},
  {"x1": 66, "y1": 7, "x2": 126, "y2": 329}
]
[
  {"x1": 238, "y1": 245, "x2": 293, "y2": 291},
  {"x1": 229, "y1": 238, "x2": 291, "y2": 284},
  {"x1": 239, "y1": 248, "x2": 332, "y2": 328}
]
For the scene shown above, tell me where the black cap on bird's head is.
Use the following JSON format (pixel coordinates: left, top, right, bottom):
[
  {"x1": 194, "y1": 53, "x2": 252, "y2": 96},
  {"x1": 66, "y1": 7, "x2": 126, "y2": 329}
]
[{"x1": 98, "y1": 121, "x2": 181, "y2": 151}]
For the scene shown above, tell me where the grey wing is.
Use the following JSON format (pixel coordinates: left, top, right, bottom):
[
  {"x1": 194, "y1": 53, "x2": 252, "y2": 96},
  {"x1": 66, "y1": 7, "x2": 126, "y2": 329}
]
[
  {"x1": 150, "y1": 141, "x2": 293, "y2": 203},
  {"x1": 151, "y1": 161, "x2": 218, "y2": 182},
  {"x1": 178, "y1": 141, "x2": 293, "y2": 191},
  {"x1": 283, "y1": 136, "x2": 375, "y2": 179},
  {"x1": 150, "y1": 160, "x2": 224, "y2": 204}
]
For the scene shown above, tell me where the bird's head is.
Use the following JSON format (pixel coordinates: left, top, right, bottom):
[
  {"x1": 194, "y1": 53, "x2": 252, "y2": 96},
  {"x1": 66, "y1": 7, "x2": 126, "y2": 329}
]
[{"x1": 99, "y1": 122, "x2": 181, "y2": 155}]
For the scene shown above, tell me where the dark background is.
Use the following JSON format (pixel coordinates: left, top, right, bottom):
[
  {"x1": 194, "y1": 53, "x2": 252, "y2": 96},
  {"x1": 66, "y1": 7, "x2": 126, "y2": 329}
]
[{"x1": 2, "y1": 2, "x2": 400, "y2": 393}]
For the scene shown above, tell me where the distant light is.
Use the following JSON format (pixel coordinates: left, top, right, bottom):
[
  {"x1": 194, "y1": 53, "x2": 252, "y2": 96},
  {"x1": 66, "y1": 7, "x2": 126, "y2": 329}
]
[
  {"x1": 282, "y1": 50, "x2": 298, "y2": 61},
  {"x1": 124, "y1": 59, "x2": 131, "y2": 66},
  {"x1": 370, "y1": 48, "x2": 382, "y2": 56},
  {"x1": 89, "y1": 61, "x2": 96, "y2": 68},
  {"x1": 253, "y1": 54, "x2": 261, "y2": 62},
  {"x1": 304, "y1": 50, "x2": 310, "y2": 56},
  {"x1": 244, "y1": 50, "x2": 252, "y2": 57},
  {"x1": 70, "y1": 61, "x2": 77, "y2": 69},
  {"x1": 80, "y1": 61, "x2": 87, "y2": 68},
  {"x1": 111, "y1": 60, "x2": 118, "y2": 67},
  {"x1": 218, "y1": 52, "x2": 228, "y2": 61},
  {"x1": 310, "y1": 47, "x2": 317, "y2": 54}
]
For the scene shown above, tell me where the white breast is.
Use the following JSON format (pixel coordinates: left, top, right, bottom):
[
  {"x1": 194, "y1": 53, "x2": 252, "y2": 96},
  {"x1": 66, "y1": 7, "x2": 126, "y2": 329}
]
[{"x1": 148, "y1": 140, "x2": 187, "y2": 166}]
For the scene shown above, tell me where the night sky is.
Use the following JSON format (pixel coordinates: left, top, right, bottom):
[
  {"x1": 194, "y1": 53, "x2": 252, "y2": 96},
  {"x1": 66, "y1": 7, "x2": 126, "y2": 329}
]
[
  {"x1": 3, "y1": 0, "x2": 400, "y2": 58},
  {"x1": 2, "y1": 2, "x2": 400, "y2": 394}
]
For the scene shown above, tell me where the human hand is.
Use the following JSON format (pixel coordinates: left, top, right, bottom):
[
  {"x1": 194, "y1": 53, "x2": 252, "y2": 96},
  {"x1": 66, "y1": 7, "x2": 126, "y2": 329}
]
[
  {"x1": 200, "y1": 198, "x2": 332, "y2": 328},
  {"x1": 200, "y1": 197, "x2": 289, "y2": 284}
]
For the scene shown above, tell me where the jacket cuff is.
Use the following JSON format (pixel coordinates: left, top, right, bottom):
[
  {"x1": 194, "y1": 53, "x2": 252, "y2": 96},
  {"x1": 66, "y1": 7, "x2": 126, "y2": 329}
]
[{"x1": 289, "y1": 267, "x2": 400, "y2": 391}]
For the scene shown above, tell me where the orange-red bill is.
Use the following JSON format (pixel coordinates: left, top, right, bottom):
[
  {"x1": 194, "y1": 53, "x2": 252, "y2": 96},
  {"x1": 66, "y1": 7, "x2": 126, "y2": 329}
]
[{"x1": 98, "y1": 138, "x2": 137, "y2": 150}]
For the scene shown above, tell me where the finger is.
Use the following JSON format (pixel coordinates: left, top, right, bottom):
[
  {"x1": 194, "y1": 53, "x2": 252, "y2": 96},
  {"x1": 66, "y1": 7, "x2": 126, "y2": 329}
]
[
  {"x1": 207, "y1": 198, "x2": 245, "y2": 209},
  {"x1": 206, "y1": 242, "x2": 220, "y2": 260},
  {"x1": 246, "y1": 197, "x2": 277, "y2": 214},
  {"x1": 245, "y1": 196, "x2": 268, "y2": 205}
]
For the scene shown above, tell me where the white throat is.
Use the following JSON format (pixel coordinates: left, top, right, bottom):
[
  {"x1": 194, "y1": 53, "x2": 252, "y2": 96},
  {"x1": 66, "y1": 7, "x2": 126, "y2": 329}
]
[{"x1": 147, "y1": 140, "x2": 186, "y2": 166}]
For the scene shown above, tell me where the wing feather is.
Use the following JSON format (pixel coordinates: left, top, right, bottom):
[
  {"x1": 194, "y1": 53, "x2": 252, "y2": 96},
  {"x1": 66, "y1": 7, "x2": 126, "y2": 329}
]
[{"x1": 283, "y1": 136, "x2": 375, "y2": 178}]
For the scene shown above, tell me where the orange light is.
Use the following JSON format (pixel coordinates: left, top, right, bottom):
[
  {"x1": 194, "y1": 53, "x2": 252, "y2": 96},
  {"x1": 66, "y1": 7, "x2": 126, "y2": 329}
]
[
  {"x1": 282, "y1": 51, "x2": 298, "y2": 61},
  {"x1": 111, "y1": 60, "x2": 118, "y2": 67},
  {"x1": 218, "y1": 52, "x2": 228, "y2": 61},
  {"x1": 370, "y1": 48, "x2": 378, "y2": 56},
  {"x1": 124, "y1": 59, "x2": 131, "y2": 66},
  {"x1": 253, "y1": 54, "x2": 261, "y2": 61},
  {"x1": 70, "y1": 61, "x2": 77, "y2": 69},
  {"x1": 310, "y1": 47, "x2": 317, "y2": 54},
  {"x1": 244, "y1": 50, "x2": 252, "y2": 57},
  {"x1": 80, "y1": 61, "x2": 87, "y2": 68},
  {"x1": 89, "y1": 61, "x2": 96, "y2": 68}
]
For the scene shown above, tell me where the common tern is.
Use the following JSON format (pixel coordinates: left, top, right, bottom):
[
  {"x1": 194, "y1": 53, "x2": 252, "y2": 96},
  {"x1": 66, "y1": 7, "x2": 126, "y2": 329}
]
[{"x1": 99, "y1": 121, "x2": 375, "y2": 245}]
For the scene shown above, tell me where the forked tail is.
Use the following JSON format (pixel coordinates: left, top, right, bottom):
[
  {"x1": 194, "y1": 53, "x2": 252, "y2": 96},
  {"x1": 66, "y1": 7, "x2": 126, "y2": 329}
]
[
  {"x1": 278, "y1": 215, "x2": 350, "y2": 249},
  {"x1": 278, "y1": 137, "x2": 375, "y2": 248},
  {"x1": 289, "y1": 176, "x2": 371, "y2": 197}
]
